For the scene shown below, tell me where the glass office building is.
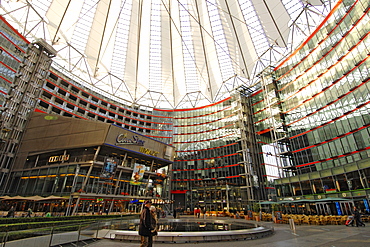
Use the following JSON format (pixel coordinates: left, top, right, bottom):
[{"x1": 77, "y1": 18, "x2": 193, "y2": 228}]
[
  {"x1": 164, "y1": 94, "x2": 266, "y2": 212},
  {"x1": 254, "y1": 0, "x2": 370, "y2": 214}
]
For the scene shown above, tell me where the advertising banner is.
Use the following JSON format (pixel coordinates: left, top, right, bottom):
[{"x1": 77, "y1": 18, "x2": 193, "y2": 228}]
[
  {"x1": 130, "y1": 163, "x2": 146, "y2": 185},
  {"x1": 101, "y1": 157, "x2": 117, "y2": 178},
  {"x1": 153, "y1": 173, "x2": 166, "y2": 185}
]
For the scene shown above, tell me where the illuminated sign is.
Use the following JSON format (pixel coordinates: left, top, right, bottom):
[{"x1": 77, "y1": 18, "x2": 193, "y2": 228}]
[
  {"x1": 139, "y1": 147, "x2": 159, "y2": 156},
  {"x1": 49, "y1": 154, "x2": 70, "y2": 163},
  {"x1": 116, "y1": 133, "x2": 145, "y2": 146}
]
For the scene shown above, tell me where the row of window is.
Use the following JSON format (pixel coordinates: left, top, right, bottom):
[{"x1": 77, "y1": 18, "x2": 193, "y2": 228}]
[
  {"x1": 37, "y1": 70, "x2": 175, "y2": 142},
  {"x1": 275, "y1": 0, "x2": 365, "y2": 82},
  {"x1": 276, "y1": 166, "x2": 370, "y2": 197},
  {"x1": 47, "y1": 72, "x2": 170, "y2": 120}
]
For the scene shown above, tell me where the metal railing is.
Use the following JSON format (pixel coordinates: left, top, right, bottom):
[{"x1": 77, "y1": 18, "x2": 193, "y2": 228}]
[{"x1": 0, "y1": 216, "x2": 135, "y2": 247}]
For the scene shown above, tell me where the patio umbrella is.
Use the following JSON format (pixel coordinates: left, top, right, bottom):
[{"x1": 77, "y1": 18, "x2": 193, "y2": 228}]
[
  {"x1": 41, "y1": 195, "x2": 67, "y2": 201},
  {"x1": 27, "y1": 195, "x2": 47, "y2": 201},
  {"x1": 7, "y1": 195, "x2": 28, "y2": 200},
  {"x1": 0, "y1": 196, "x2": 12, "y2": 200}
]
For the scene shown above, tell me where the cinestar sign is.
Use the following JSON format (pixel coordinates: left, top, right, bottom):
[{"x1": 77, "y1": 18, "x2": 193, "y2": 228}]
[{"x1": 116, "y1": 133, "x2": 145, "y2": 146}]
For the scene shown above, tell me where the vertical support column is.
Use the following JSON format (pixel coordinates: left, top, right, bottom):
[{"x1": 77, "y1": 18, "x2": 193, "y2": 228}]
[
  {"x1": 144, "y1": 160, "x2": 155, "y2": 197},
  {"x1": 68, "y1": 165, "x2": 80, "y2": 216},
  {"x1": 109, "y1": 153, "x2": 127, "y2": 212},
  {"x1": 69, "y1": 146, "x2": 101, "y2": 216}
]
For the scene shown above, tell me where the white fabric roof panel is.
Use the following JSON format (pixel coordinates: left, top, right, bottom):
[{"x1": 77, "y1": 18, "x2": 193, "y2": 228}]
[
  {"x1": 197, "y1": 0, "x2": 223, "y2": 100},
  {"x1": 251, "y1": 0, "x2": 290, "y2": 47},
  {"x1": 124, "y1": 0, "x2": 141, "y2": 98},
  {"x1": 1, "y1": 0, "x2": 332, "y2": 109},
  {"x1": 167, "y1": 0, "x2": 184, "y2": 107},
  {"x1": 222, "y1": 0, "x2": 258, "y2": 79},
  {"x1": 46, "y1": 0, "x2": 82, "y2": 45}
]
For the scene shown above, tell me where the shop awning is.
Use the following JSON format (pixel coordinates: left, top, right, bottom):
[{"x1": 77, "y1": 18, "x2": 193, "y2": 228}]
[
  {"x1": 277, "y1": 200, "x2": 295, "y2": 204},
  {"x1": 292, "y1": 199, "x2": 317, "y2": 203},
  {"x1": 259, "y1": 201, "x2": 278, "y2": 205},
  {"x1": 316, "y1": 197, "x2": 351, "y2": 202},
  {"x1": 276, "y1": 197, "x2": 351, "y2": 204}
]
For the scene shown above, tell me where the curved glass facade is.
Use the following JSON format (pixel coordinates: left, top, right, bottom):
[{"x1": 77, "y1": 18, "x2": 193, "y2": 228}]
[
  {"x1": 254, "y1": 0, "x2": 370, "y2": 213},
  {"x1": 163, "y1": 95, "x2": 266, "y2": 212}
]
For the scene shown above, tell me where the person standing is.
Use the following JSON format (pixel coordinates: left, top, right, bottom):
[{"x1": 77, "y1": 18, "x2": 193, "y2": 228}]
[
  {"x1": 139, "y1": 201, "x2": 154, "y2": 247},
  {"x1": 26, "y1": 208, "x2": 33, "y2": 217},
  {"x1": 149, "y1": 205, "x2": 158, "y2": 247},
  {"x1": 7, "y1": 206, "x2": 15, "y2": 218},
  {"x1": 173, "y1": 208, "x2": 177, "y2": 219},
  {"x1": 202, "y1": 208, "x2": 206, "y2": 219},
  {"x1": 195, "y1": 208, "x2": 200, "y2": 218}
]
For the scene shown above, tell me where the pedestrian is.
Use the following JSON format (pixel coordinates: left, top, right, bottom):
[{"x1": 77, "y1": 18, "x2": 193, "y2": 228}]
[
  {"x1": 149, "y1": 205, "x2": 158, "y2": 247},
  {"x1": 7, "y1": 206, "x2": 15, "y2": 218},
  {"x1": 353, "y1": 207, "x2": 365, "y2": 227},
  {"x1": 177, "y1": 207, "x2": 181, "y2": 219},
  {"x1": 26, "y1": 207, "x2": 33, "y2": 217},
  {"x1": 173, "y1": 208, "x2": 177, "y2": 219},
  {"x1": 139, "y1": 200, "x2": 154, "y2": 247},
  {"x1": 195, "y1": 208, "x2": 200, "y2": 218}
]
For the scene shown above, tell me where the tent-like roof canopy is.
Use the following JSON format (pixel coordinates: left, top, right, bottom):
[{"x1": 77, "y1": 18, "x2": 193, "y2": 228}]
[{"x1": 1, "y1": 0, "x2": 334, "y2": 109}]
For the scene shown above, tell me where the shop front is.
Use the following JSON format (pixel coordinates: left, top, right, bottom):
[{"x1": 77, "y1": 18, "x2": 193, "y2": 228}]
[{"x1": 7, "y1": 112, "x2": 175, "y2": 215}]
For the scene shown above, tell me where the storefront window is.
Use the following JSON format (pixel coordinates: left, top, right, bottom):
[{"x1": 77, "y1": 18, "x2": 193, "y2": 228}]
[
  {"x1": 346, "y1": 170, "x2": 362, "y2": 190},
  {"x1": 321, "y1": 176, "x2": 336, "y2": 193}
]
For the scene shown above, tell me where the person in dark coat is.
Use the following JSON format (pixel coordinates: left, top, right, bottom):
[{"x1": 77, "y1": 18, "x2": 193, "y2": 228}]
[
  {"x1": 139, "y1": 201, "x2": 154, "y2": 247},
  {"x1": 149, "y1": 205, "x2": 158, "y2": 247},
  {"x1": 353, "y1": 207, "x2": 365, "y2": 227}
]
